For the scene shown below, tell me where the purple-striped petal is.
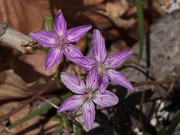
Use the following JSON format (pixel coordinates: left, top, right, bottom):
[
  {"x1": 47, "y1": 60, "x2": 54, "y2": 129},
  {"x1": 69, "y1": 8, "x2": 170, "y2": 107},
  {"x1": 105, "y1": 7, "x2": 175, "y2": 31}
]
[
  {"x1": 58, "y1": 95, "x2": 84, "y2": 112},
  {"x1": 93, "y1": 90, "x2": 119, "y2": 107},
  {"x1": 98, "y1": 74, "x2": 109, "y2": 94},
  {"x1": 29, "y1": 31, "x2": 56, "y2": 47},
  {"x1": 60, "y1": 72, "x2": 85, "y2": 94},
  {"x1": 82, "y1": 100, "x2": 95, "y2": 129},
  {"x1": 45, "y1": 47, "x2": 63, "y2": 70},
  {"x1": 70, "y1": 57, "x2": 95, "y2": 70},
  {"x1": 103, "y1": 50, "x2": 133, "y2": 68},
  {"x1": 53, "y1": 10, "x2": 67, "y2": 36},
  {"x1": 64, "y1": 44, "x2": 83, "y2": 59},
  {"x1": 107, "y1": 69, "x2": 134, "y2": 90},
  {"x1": 86, "y1": 68, "x2": 98, "y2": 91},
  {"x1": 91, "y1": 29, "x2": 106, "y2": 63},
  {"x1": 66, "y1": 25, "x2": 92, "y2": 42}
]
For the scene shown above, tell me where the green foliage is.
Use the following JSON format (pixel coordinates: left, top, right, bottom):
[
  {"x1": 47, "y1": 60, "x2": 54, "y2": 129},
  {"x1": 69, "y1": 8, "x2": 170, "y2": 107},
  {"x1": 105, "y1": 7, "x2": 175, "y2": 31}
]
[
  {"x1": 165, "y1": 110, "x2": 180, "y2": 135},
  {"x1": 135, "y1": 0, "x2": 144, "y2": 62},
  {"x1": 157, "y1": 124, "x2": 167, "y2": 135},
  {"x1": 44, "y1": 12, "x2": 53, "y2": 32},
  {"x1": 53, "y1": 114, "x2": 72, "y2": 131},
  {"x1": 0, "y1": 93, "x2": 72, "y2": 134},
  {"x1": 41, "y1": 12, "x2": 53, "y2": 53}
]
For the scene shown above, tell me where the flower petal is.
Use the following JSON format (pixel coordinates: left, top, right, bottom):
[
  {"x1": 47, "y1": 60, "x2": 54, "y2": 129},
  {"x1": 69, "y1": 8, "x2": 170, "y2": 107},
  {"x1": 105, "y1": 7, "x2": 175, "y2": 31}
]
[
  {"x1": 60, "y1": 72, "x2": 85, "y2": 94},
  {"x1": 98, "y1": 74, "x2": 109, "y2": 94},
  {"x1": 107, "y1": 69, "x2": 134, "y2": 90},
  {"x1": 83, "y1": 100, "x2": 95, "y2": 129},
  {"x1": 91, "y1": 29, "x2": 106, "y2": 63},
  {"x1": 53, "y1": 10, "x2": 67, "y2": 36},
  {"x1": 66, "y1": 25, "x2": 92, "y2": 42},
  {"x1": 64, "y1": 44, "x2": 83, "y2": 59},
  {"x1": 58, "y1": 95, "x2": 84, "y2": 112},
  {"x1": 70, "y1": 57, "x2": 95, "y2": 70},
  {"x1": 29, "y1": 31, "x2": 56, "y2": 47},
  {"x1": 45, "y1": 47, "x2": 63, "y2": 70},
  {"x1": 86, "y1": 68, "x2": 98, "y2": 91},
  {"x1": 103, "y1": 50, "x2": 133, "y2": 68},
  {"x1": 93, "y1": 90, "x2": 119, "y2": 107}
]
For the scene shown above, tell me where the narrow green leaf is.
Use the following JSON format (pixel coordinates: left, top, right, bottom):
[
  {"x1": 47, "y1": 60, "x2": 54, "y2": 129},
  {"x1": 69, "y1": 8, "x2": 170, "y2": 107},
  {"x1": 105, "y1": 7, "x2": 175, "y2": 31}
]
[
  {"x1": 135, "y1": 0, "x2": 144, "y2": 62},
  {"x1": 0, "y1": 93, "x2": 72, "y2": 134},
  {"x1": 165, "y1": 110, "x2": 180, "y2": 135},
  {"x1": 44, "y1": 12, "x2": 53, "y2": 32},
  {"x1": 42, "y1": 11, "x2": 53, "y2": 53}
]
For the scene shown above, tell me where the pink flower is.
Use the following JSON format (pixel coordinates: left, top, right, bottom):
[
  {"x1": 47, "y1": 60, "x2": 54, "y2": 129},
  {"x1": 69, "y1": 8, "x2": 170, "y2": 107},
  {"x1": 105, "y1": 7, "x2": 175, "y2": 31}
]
[
  {"x1": 58, "y1": 69, "x2": 119, "y2": 129},
  {"x1": 70, "y1": 29, "x2": 134, "y2": 93},
  {"x1": 29, "y1": 10, "x2": 91, "y2": 70}
]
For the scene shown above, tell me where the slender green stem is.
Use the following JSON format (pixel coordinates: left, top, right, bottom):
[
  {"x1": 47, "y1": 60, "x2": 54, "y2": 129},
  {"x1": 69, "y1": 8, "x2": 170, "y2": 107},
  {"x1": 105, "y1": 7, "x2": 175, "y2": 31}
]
[
  {"x1": 0, "y1": 93, "x2": 72, "y2": 134},
  {"x1": 135, "y1": 0, "x2": 144, "y2": 62},
  {"x1": 165, "y1": 110, "x2": 180, "y2": 135}
]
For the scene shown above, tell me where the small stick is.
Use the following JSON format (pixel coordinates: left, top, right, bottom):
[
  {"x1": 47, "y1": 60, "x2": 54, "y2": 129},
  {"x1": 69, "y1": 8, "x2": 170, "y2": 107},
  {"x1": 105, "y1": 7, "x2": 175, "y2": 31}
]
[
  {"x1": 0, "y1": 121, "x2": 14, "y2": 135},
  {"x1": 0, "y1": 21, "x2": 38, "y2": 54},
  {"x1": 0, "y1": 78, "x2": 56, "y2": 122},
  {"x1": 39, "y1": 96, "x2": 59, "y2": 109},
  {"x1": 0, "y1": 55, "x2": 66, "y2": 122},
  {"x1": 133, "y1": 79, "x2": 173, "y2": 87},
  {"x1": 129, "y1": 61, "x2": 166, "y2": 79},
  {"x1": 39, "y1": 96, "x2": 84, "y2": 130}
]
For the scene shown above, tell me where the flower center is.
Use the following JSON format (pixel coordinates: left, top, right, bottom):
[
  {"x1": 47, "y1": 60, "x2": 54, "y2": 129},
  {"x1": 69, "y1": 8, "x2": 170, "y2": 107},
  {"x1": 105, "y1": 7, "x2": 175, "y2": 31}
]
[
  {"x1": 84, "y1": 89, "x2": 96, "y2": 100},
  {"x1": 98, "y1": 66, "x2": 104, "y2": 74},
  {"x1": 96, "y1": 62, "x2": 105, "y2": 75},
  {"x1": 55, "y1": 36, "x2": 69, "y2": 49},
  {"x1": 88, "y1": 92, "x2": 93, "y2": 99}
]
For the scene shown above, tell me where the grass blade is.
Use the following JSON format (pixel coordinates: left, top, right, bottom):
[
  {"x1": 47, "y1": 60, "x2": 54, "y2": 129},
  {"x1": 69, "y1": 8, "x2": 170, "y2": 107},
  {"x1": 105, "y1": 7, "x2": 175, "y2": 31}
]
[
  {"x1": 135, "y1": 0, "x2": 144, "y2": 62},
  {"x1": 0, "y1": 93, "x2": 71, "y2": 134},
  {"x1": 165, "y1": 110, "x2": 180, "y2": 135}
]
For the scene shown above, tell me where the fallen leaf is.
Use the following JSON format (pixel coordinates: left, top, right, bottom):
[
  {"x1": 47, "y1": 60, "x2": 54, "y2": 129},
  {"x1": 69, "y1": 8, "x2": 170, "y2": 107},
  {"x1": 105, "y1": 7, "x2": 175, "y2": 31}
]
[
  {"x1": 19, "y1": 50, "x2": 61, "y2": 76},
  {"x1": 83, "y1": 0, "x2": 104, "y2": 6},
  {"x1": 105, "y1": 1, "x2": 129, "y2": 17},
  {"x1": 0, "y1": 0, "x2": 49, "y2": 34},
  {"x1": 0, "y1": 70, "x2": 47, "y2": 100},
  {"x1": 43, "y1": 118, "x2": 59, "y2": 135},
  {"x1": 10, "y1": 104, "x2": 40, "y2": 135}
]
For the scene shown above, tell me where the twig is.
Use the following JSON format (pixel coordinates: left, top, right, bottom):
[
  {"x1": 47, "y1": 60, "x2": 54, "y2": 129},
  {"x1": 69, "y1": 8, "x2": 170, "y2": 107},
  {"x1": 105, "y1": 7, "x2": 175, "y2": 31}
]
[
  {"x1": 0, "y1": 21, "x2": 38, "y2": 54},
  {"x1": 129, "y1": 61, "x2": 166, "y2": 79},
  {"x1": 133, "y1": 79, "x2": 173, "y2": 87},
  {"x1": 139, "y1": 82, "x2": 148, "y2": 112},
  {"x1": 63, "y1": 112, "x2": 84, "y2": 130},
  {"x1": 0, "y1": 52, "x2": 67, "y2": 122},
  {"x1": 39, "y1": 96, "x2": 59, "y2": 109},
  {"x1": 0, "y1": 78, "x2": 56, "y2": 122},
  {"x1": 0, "y1": 121, "x2": 14, "y2": 135}
]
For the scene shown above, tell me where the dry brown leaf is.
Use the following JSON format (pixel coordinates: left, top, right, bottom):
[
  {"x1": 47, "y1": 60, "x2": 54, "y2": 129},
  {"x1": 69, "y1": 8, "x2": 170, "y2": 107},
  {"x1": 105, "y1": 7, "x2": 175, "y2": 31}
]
[
  {"x1": 127, "y1": 5, "x2": 137, "y2": 15},
  {"x1": 9, "y1": 104, "x2": 40, "y2": 135},
  {"x1": 0, "y1": 102, "x2": 18, "y2": 117},
  {"x1": 0, "y1": 102, "x2": 40, "y2": 135},
  {"x1": 43, "y1": 119, "x2": 59, "y2": 135},
  {"x1": 19, "y1": 50, "x2": 61, "y2": 76},
  {"x1": 105, "y1": 1, "x2": 129, "y2": 17},
  {"x1": 0, "y1": 0, "x2": 49, "y2": 34},
  {"x1": 0, "y1": 102, "x2": 17, "y2": 135},
  {"x1": 0, "y1": 70, "x2": 47, "y2": 100},
  {"x1": 93, "y1": 9, "x2": 135, "y2": 28},
  {"x1": 83, "y1": 11, "x2": 111, "y2": 29},
  {"x1": 83, "y1": 0, "x2": 104, "y2": 6},
  {"x1": 90, "y1": 0, "x2": 135, "y2": 28},
  {"x1": 111, "y1": 17, "x2": 136, "y2": 28}
]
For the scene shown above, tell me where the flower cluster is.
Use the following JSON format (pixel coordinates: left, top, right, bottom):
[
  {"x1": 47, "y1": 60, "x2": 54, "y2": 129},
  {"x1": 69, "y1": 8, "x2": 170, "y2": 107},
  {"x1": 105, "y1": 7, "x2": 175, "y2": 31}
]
[
  {"x1": 29, "y1": 9, "x2": 133, "y2": 129},
  {"x1": 29, "y1": 10, "x2": 92, "y2": 70}
]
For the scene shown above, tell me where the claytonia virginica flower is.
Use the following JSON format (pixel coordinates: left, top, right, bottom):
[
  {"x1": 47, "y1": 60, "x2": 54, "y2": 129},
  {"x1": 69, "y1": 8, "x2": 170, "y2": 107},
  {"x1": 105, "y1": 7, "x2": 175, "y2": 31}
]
[
  {"x1": 58, "y1": 69, "x2": 119, "y2": 129},
  {"x1": 70, "y1": 29, "x2": 134, "y2": 93},
  {"x1": 29, "y1": 10, "x2": 92, "y2": 70}
]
